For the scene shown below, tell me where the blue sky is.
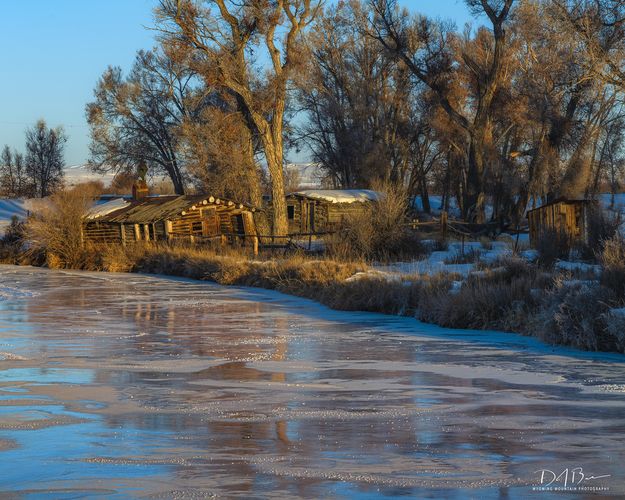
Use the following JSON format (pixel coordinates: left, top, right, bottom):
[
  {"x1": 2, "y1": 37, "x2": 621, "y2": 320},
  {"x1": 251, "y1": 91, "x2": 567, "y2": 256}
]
[{"x1": 0, "y1": 1, "x2": 475, "y2": 166}]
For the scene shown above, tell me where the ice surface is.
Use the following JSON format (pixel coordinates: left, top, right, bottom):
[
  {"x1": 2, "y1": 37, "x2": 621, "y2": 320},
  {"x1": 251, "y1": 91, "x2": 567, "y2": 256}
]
[{"x1": 0, "y1": 265, "x2": 623, "y2": 498}]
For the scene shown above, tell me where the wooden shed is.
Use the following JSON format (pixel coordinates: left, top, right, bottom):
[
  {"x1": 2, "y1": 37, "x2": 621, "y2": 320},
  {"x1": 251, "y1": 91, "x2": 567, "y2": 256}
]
[
  {"x1": 527, "y1": 198, "x2": 594, "y2": 247},
  {"x1": 284, "y1": 190, "x2": 380, "y2": 234},
  {"x1": 83, "y1": 194, "x2": 258, "y2": 250}
]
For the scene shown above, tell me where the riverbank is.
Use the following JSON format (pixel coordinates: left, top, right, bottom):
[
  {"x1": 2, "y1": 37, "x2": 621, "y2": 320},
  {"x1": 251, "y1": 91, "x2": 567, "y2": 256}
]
[{"x1": 2, "y1": 241, "x2": 624, "y2": 354}]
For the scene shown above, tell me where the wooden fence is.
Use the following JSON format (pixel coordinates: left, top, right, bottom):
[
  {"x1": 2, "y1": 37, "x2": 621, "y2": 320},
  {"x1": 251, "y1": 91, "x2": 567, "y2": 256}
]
[{"x1": 168, "y1": 211, "x2": 529, "y2": 255}]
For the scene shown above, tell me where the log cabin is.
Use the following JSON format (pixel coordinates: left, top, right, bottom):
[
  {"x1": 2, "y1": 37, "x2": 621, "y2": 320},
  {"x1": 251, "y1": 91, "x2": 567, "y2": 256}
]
[
  {"x1": 527, "y1": 198, "x2": 595, "y2": 247},
  {"x1": 83, "y1": 193, "x2": 259, "y2": 252},
  {"x1": 284, "y1": 190, "x2": 380, "y2": 234}
]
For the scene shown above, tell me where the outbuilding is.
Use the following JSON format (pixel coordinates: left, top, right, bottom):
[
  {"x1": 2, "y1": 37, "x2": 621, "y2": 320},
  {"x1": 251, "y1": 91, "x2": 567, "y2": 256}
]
[
  {"x1": 284, "y1": 189, "x2": 380, "y2": 234},
  {"x1": 527, "y1": 198, "x2": 595, "y2": 247}
]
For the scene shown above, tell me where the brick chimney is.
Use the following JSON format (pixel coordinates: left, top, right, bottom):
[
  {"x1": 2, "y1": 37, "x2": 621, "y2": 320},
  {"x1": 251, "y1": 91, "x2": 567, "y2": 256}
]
[{"x1": 132, "y1": 180, "x2": 149, "y2": 201}]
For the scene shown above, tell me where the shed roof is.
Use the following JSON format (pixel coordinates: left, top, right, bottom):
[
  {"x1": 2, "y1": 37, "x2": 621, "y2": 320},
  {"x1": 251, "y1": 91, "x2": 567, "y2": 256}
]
[
  {"x1": 288, "y1": 189, "x2": 381, "y2": 204},
  {"x1": 86, "y1": 195, "x2": 254, "y2": 224},
  {"x1": 526, "y1": 197, "x2": 593, "y2": 214}
]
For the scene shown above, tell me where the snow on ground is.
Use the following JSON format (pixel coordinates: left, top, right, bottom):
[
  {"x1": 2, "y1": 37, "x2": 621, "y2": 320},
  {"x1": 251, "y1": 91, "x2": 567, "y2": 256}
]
[
  {"x1": 373, "y1": 241, "x2": 513, "y2": 279},
  {"x1": 291, "y1": 189, "x2": 380, "y2": 203},
  {"x1": 0, "y1": 199, "x2": 48, "y2": 233},
  {"x1": 556, "y1": 260, "x2": 602, "y2": 274},
  {"x1": 413, "y1": 195, "x2": 496, "y2": 219},
  {"x1": 0, "y1": 199, "x2": 29, "y2": 232}
]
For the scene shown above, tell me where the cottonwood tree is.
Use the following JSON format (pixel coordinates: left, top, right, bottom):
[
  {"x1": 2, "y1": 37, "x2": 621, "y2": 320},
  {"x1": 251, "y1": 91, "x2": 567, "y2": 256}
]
[
  {"x1": 502, "y1": 1, "x2": 621, "y2": 211},
  {"x1": 24, "y1": 120, "x2": 66, "y2": 198},
  {"x1": 552, "y1": 0, "x2": 625, "y2": 91},
  {"x1": 157, "y1": 0, "x2": 322, "y2": 236},
  {"x1": 369, "y1": 0, "x2": 514, "y2": 222},
  {"x1": 86, "y1": 47, "x2": 206, "y2": 195}
]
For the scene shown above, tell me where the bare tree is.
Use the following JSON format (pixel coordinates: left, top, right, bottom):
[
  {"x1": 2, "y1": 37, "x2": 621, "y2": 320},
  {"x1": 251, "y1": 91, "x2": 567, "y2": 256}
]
[
  {"x1": 552, "y1": 0, "x2": 625, "y2": 91},
  {"x1": 157, "y1": 0, "x2": 322, "y2": 236},
  {"x1": 368, "y1": 0, "x2": 514, "y2": 222},
  {"x1": 86, "y1": 47, "x2": 207, "y2": 194},
  {"x1": 297, "y1": 1, "x2": 414, "y2": 188},
  {"x1": 24, "y1": 120, "x2": 66, "y2": 198}
]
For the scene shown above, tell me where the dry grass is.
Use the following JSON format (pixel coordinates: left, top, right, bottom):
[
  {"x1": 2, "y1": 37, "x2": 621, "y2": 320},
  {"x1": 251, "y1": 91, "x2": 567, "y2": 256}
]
[{"x1": 443, "y1": 247, "x2": 482, "y2": 264}]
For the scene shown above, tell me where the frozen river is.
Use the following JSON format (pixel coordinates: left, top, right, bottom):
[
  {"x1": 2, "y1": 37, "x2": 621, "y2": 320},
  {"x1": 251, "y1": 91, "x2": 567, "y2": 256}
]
[{"x1": 0, "y1": 265, "x2": 624, "y2": 498}]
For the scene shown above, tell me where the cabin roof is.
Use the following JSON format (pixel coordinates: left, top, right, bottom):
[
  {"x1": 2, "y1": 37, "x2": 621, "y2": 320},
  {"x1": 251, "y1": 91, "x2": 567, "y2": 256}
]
[
  {"x1": 287, "y1": 189, "x2": 381, "y2": 204},
  {"x1": 526, "y1": 197, "x2": 593, "y2": 214},
  {"x1": 86, "y1": 195, "x2": 254, "y2": 224}
]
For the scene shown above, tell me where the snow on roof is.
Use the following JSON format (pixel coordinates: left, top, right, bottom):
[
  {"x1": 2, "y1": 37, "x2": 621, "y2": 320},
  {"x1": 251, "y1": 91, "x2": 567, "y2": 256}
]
[
  {"x1": 86, "y1": 197, "x2": 130, "y2": 220},
  {"x1": 290, "y1": 189, "x2": 381, "y2": 204}
]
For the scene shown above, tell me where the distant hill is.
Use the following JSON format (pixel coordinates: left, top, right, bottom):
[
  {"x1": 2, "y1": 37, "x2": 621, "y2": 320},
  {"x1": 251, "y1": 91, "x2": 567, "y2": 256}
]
[{"x1": 63, "y1": 165, "x2": 115, "y2": 187}]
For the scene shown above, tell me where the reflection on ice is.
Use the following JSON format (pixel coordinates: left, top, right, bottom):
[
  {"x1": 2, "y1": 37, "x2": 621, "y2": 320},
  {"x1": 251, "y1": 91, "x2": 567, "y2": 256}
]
[{"x1": 0, "y1": 265, "x2": 623, "y2": 498}]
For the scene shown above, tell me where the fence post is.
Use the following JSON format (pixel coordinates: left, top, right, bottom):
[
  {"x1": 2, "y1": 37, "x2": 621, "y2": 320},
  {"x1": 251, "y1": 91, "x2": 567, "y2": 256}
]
[{"x1": 441, "y1": 211, "x2": 448, "y2": 240}]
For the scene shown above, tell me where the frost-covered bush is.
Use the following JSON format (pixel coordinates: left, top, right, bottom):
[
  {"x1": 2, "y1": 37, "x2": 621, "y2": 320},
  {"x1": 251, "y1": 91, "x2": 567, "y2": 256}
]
[
  {"x1": 600, "y1": 234, "x2": 625, "y2": 299},
  {"x1": 605, "y1": 312, "x2": 625, "y2": 354},
  {"x1": 531, "y1": 281, "x2": 619, "y2": 352}
]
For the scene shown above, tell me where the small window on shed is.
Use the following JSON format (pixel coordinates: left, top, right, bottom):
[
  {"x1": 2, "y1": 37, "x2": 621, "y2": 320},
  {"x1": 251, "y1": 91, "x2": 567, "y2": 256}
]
[{"x1": 287, "y1": 205, "x2": 295, "y2": 220}]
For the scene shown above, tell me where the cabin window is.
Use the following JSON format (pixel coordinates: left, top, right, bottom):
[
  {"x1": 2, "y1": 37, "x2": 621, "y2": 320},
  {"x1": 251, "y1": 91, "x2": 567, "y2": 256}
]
[
  {"x1": 191, "y1": 221, "x2": 203, "y2": 233},
  {"x1": 287, "y1": 205, "x2": 295, "y2": 220}
]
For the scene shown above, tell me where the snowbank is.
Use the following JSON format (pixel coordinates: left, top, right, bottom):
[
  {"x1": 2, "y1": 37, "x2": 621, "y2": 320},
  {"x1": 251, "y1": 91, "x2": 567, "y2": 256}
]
[{"x1": 0, "y1": 199, "x2": 44, "y2": 233}]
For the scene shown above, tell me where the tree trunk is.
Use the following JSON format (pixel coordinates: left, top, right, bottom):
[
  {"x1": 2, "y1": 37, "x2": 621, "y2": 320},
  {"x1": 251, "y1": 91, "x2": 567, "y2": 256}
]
[
  {"x1": 420, "y1": 176, "x2": 431, "y2": 214},
  {"x1": 243, "y1": 133, "x2": 271, "y2": 239},
  {"x1": 464, "y1": 134, "x2": 486, "y2": 223},
  {"x1": 264, "y1": 143, "x2": 289, "y2": 237},
  {"x1": 171, "y1": 170, "x2": 185, "y2": 195}
]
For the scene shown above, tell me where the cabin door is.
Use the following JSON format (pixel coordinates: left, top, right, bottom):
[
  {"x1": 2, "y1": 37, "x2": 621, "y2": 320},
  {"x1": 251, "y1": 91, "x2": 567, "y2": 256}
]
[
  {"x1": 301, "y1": 202, "x2": 315, "y2": 233},
  {"x1": 200, "y1": 207, "x2": 220, "y2": 237}
]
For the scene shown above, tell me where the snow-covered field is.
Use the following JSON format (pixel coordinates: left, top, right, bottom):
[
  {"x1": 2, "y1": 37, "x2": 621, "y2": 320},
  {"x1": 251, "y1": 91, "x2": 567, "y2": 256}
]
[{"x1": 0, "y1": 265, "x2": 623, "y2": 497}]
